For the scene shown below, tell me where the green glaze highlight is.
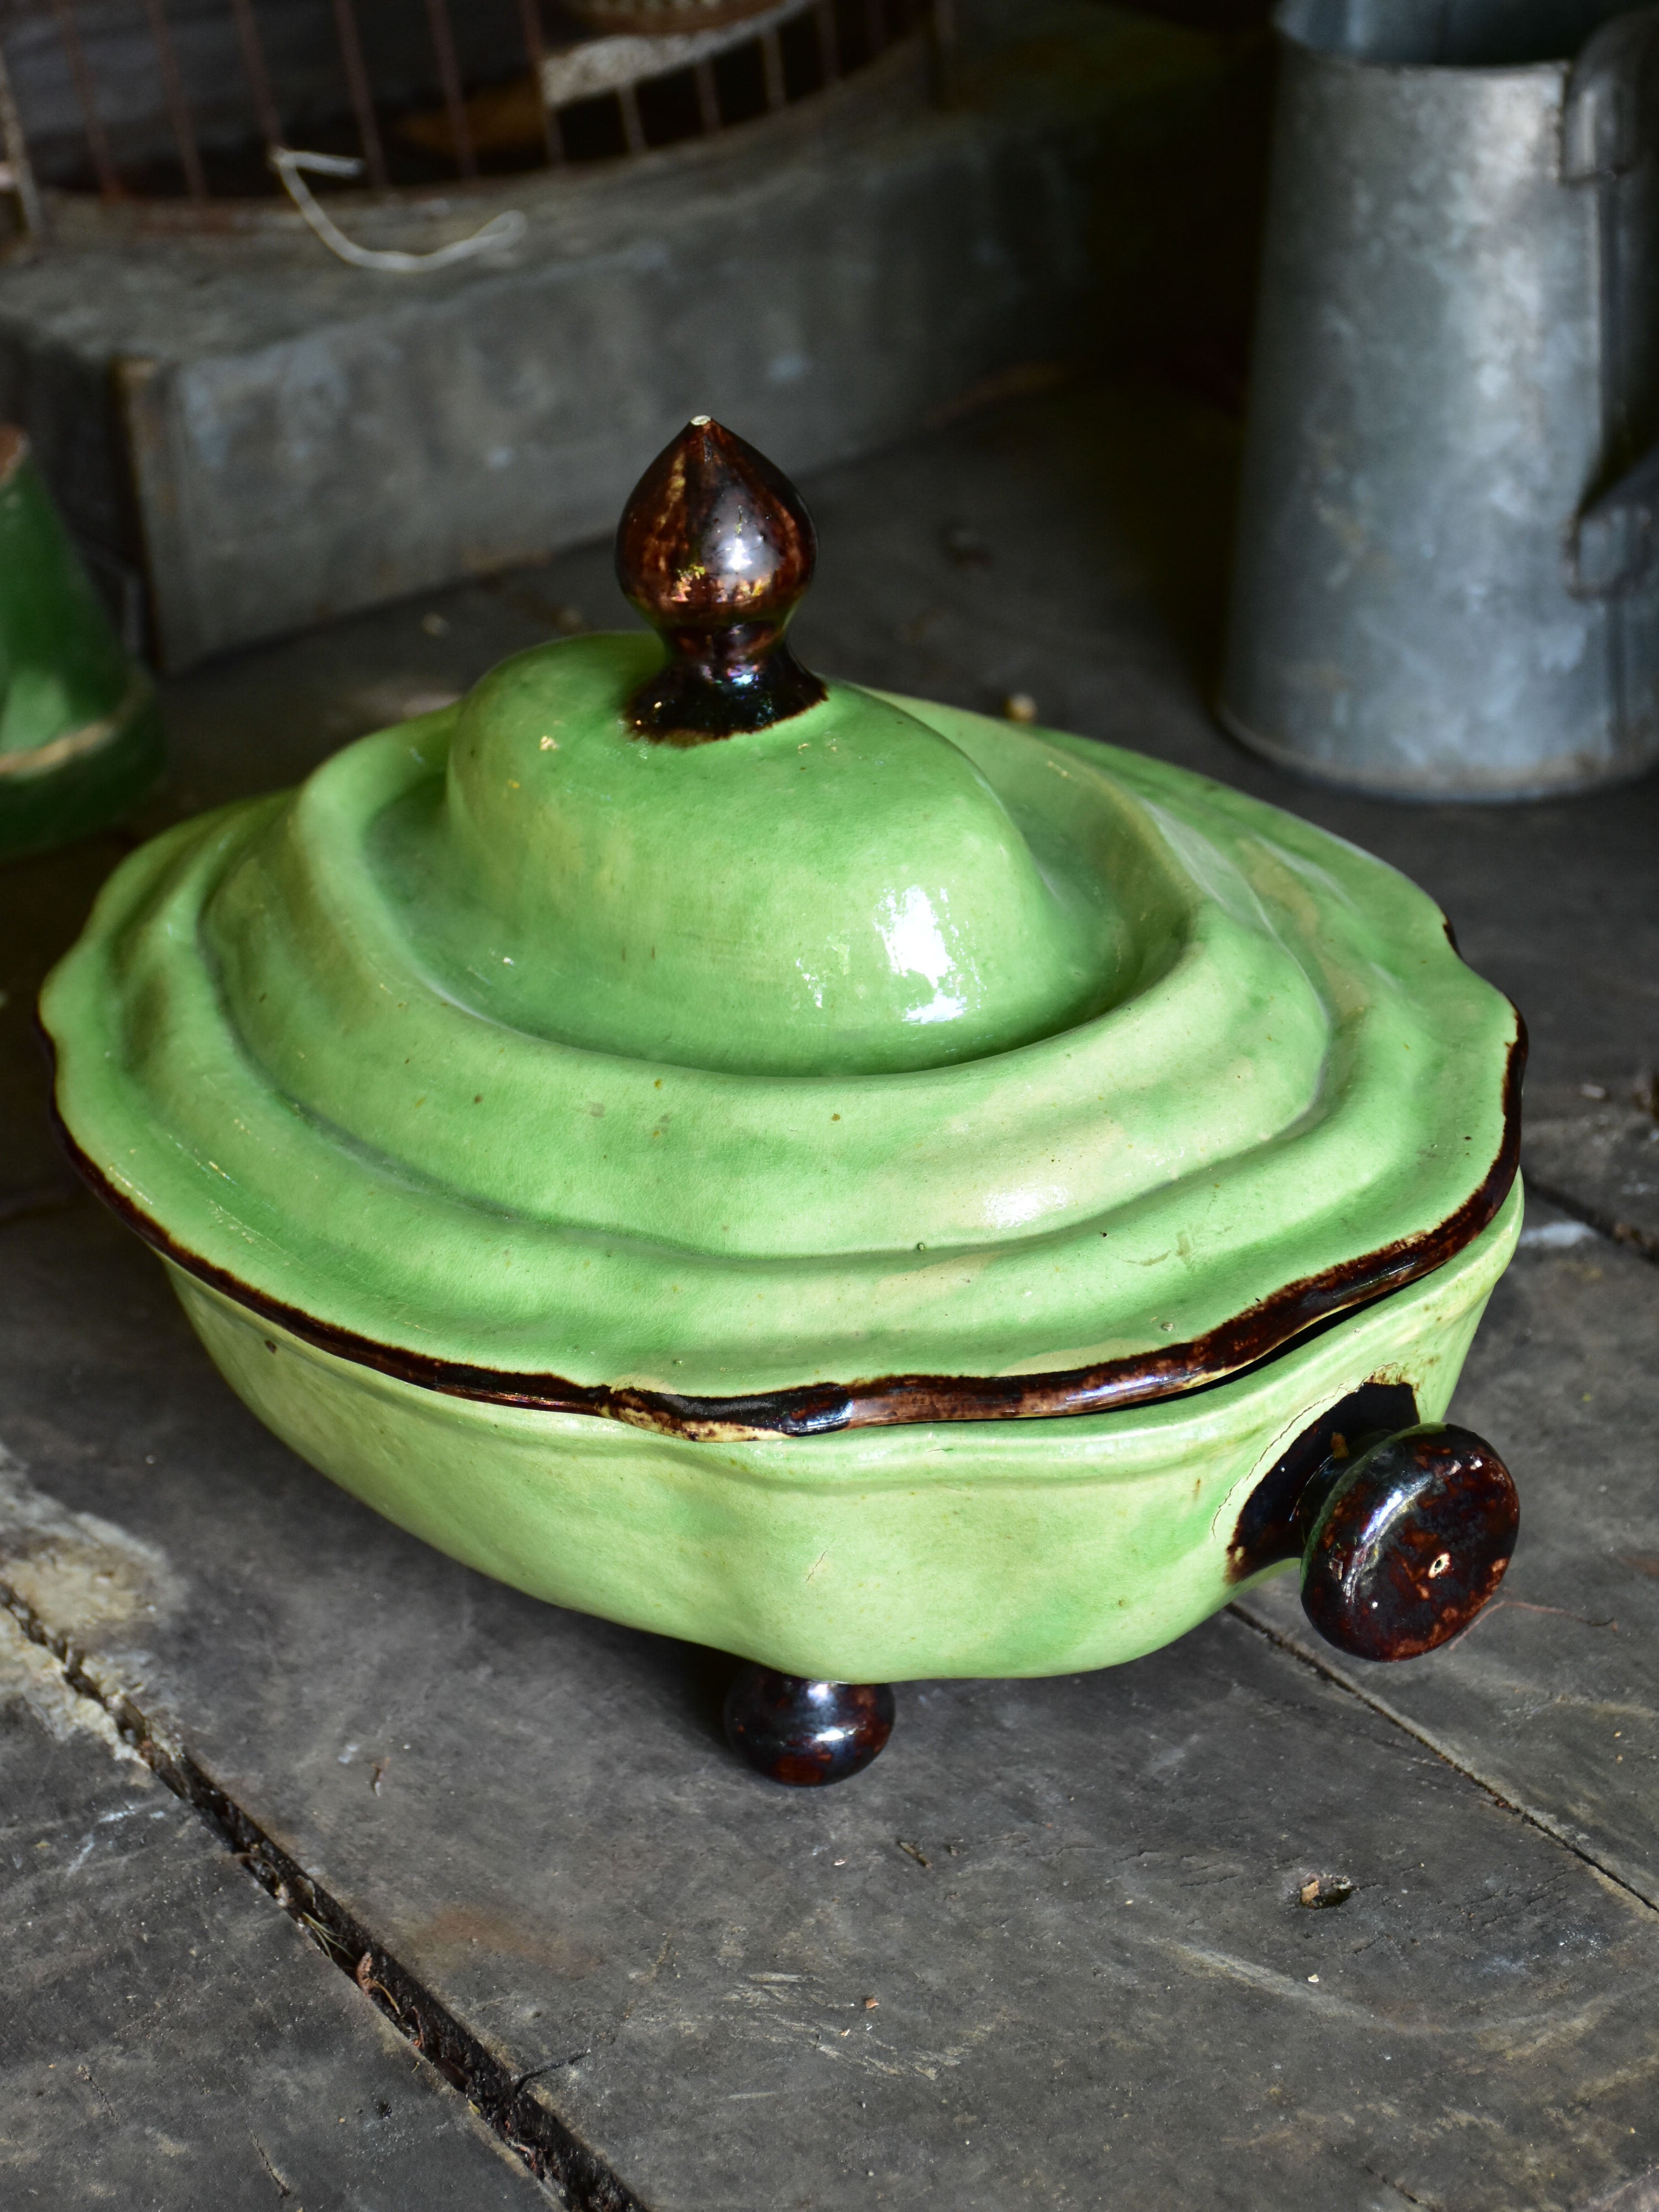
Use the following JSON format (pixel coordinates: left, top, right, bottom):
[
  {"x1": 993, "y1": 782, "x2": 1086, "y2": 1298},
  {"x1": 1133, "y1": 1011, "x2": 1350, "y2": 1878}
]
[
  {"x1": 0, "y1": 431, "x2": 163, "y2": 859},
  {"x1": 437, "y1": 634, "x2": 1117, "y2": 1073},
  {"x1": 168, "y1": 1185, "x2": 1520, "y2": 1681},
  {"x1": 41, "y1": 632, "x2": 1519, "y2": 1405}
]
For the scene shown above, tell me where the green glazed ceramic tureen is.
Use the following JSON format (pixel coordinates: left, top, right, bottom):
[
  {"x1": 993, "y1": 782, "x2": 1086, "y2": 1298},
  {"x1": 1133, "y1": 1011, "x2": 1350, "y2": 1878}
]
[{"x1": 43, "y1": 422, "x2": 1524, "y2": 1784}]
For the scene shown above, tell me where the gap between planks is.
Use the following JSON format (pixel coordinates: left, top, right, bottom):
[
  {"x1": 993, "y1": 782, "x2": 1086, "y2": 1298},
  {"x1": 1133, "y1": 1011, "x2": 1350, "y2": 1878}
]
[
  {"x1": 0, "y1": 1572, "x2": 650, "y2": 2212},
  {"x1": 1226, "y1": 1182, "x2": 1659, "y2": 1928},
  {"x1": 4, "y1": 1174, "x2": 1655, "y2": 2206},
  {"x1": 1521, "y1": 1170, "x2": 1659, "y2": 1267},
  {"x1": 1225, "y1": 1602, "x2": 1659, "y2": 1922}
]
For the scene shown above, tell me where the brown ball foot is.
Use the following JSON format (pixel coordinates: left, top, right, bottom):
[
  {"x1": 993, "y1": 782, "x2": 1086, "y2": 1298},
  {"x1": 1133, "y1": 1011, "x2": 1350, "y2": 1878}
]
[{"x1": 723, "y1": 1667, "x2": 895, "y2": 1786}]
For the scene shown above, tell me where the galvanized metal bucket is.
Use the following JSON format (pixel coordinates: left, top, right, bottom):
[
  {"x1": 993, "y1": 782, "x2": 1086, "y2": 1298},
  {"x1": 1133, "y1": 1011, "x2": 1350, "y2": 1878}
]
[{"x1": 1221, "y1": 0, "x2": 1659, "y2": 798}]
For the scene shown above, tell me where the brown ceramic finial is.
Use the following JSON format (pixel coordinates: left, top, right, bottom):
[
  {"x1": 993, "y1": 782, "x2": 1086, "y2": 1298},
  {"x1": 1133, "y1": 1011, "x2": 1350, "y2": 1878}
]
[{"x1": 615, "y1": 416, "x2": 828, "y2": 744}]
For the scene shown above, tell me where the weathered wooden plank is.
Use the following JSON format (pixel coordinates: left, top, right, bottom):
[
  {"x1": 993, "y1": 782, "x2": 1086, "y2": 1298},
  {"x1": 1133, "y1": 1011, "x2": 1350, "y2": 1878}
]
[
  {"x1": 1582, "y1": 2174, "x2": 1659, "y2": 2212},
  {"x1": 0, "y1": 1610, "x2": 545, "y2": 2210},
  {"x1": 4, "y1": 1197, "x2": 1659, "y2": 2211},
  {"x1": 1237, "y1": 1194, "x2": 1659, "y2": 1914},
  {"x1": 1523, "y1": 1098, "x2": 1659, "y2": 1258},
  {"x1": 4, "y1": 375, "x2": 1658, "y2": 2210}
]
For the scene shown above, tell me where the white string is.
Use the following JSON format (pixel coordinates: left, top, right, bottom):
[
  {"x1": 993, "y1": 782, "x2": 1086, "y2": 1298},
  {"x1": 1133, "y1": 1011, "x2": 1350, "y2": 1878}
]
[
  {"x1": 539, "y1": 0, "x2": 815, "y2": 105},
  {"x1": 270, "y1": 147, "x2": 526, "y2": 274}
]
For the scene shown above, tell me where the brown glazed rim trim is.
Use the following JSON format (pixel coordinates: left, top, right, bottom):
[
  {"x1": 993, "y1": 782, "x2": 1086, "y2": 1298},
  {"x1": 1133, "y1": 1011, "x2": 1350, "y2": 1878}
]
[{"x1": 49, "y1": 1026, "x2": 1524, "y2": 1443}]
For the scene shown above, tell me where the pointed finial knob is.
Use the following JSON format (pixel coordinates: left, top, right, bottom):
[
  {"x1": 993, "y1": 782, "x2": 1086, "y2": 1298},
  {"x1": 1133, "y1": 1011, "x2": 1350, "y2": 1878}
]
[{"x1": 615, "y1": 416, "x2": 827, "y2": 744}]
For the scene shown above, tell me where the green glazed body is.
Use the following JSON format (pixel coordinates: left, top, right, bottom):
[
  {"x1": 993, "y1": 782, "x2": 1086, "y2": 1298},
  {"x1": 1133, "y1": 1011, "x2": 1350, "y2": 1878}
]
[{"x1": 168, "y1": 1184, "x2": 1518, "y2": 1682}]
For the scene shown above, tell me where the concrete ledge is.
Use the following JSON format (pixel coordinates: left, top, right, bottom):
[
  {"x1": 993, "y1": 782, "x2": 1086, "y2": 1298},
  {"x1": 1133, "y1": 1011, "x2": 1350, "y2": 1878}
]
[{"x1": 0, "y1": 5, "x2": 1246, "y2": 665}]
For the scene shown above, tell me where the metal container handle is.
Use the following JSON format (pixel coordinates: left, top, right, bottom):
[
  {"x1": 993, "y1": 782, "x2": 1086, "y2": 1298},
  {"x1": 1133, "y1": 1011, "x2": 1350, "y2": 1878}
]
[
  {"x1": 1562, "y1": 1, "x2": 1659, "y2": 174},
  {"x1": 1566, "y1": 6, "x2": 1659, "y2": 597}
]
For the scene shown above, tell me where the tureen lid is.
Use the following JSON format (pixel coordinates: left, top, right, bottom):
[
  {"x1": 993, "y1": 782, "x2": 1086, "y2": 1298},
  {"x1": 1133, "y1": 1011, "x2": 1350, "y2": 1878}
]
[{"x1": 42, "y1": 422, "x2": 1522, "y2": 1438}]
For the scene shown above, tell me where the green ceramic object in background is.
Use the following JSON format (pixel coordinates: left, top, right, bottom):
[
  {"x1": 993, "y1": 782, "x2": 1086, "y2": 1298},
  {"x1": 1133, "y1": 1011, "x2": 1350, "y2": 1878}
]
[
  {"x1": 41, "y1": 420, "x2": 1526, "y2": 1775},
  {"x1": 0, "y1": 427, "x2": 164, "y2": 860}
]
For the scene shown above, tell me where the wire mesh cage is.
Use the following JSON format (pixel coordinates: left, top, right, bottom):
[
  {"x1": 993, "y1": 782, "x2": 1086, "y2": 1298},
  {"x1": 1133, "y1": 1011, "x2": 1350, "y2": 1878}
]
[{"x1": 0, "y1": 0, "x2": 935, "y2": 234}]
